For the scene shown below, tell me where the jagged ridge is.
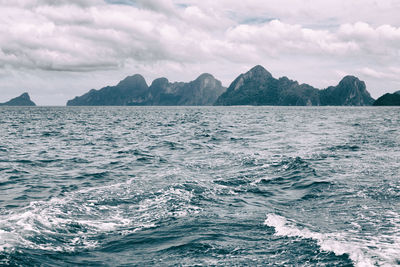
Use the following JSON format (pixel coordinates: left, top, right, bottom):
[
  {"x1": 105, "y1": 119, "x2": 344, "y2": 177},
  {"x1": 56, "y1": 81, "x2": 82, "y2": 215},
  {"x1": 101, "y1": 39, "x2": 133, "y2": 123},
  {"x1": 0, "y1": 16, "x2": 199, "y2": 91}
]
[
  {"x1": 67, "y1": 74, "x2": 226, "y2": 106},
  {"x1": 67, "y1": 65, "x2": 376, "y2": 106},
  {"x1": 67, "y1": 75, "x2": 148, "y2": 106},
  {"x1": 215, "y1": 65, "x2": 374, "y2": 106}
]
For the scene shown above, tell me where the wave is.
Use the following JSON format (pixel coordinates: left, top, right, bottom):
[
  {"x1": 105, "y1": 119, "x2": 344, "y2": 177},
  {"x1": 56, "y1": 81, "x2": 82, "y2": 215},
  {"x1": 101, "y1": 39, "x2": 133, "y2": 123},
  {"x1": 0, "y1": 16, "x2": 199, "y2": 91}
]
[
  {"x1": 212, "y1": 156, "x2": 333, "y2": 202},
  {"x1": 265, "y1": 213, "x2": 400, "y2": 267},
  {"x1": 328, "y1": 144, "x2": 361, "y2": 152},
  {"x1": 0, "y1": 179, "x2": 202, "y2": 254}
]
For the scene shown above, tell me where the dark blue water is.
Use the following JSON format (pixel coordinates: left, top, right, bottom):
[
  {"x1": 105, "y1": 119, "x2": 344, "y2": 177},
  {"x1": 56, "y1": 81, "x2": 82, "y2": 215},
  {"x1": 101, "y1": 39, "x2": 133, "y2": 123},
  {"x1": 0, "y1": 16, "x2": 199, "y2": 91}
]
[{"x1": 0, "y1": 106, "x2": 399, "y2": 266}]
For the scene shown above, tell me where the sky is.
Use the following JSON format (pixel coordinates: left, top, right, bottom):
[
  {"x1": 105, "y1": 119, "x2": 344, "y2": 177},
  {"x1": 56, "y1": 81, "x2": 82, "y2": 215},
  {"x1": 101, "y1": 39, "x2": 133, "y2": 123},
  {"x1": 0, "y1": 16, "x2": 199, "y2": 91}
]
[{"x1": 1, "y1": 0, "x2": 400, "y2": 105}]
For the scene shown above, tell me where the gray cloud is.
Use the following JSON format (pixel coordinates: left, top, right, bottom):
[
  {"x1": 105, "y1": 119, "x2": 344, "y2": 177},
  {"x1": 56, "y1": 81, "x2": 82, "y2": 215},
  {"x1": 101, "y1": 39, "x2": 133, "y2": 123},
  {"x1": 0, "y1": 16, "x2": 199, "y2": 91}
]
[{"x1": 1, "y1": 0, "x2": 400, "y2": 105}]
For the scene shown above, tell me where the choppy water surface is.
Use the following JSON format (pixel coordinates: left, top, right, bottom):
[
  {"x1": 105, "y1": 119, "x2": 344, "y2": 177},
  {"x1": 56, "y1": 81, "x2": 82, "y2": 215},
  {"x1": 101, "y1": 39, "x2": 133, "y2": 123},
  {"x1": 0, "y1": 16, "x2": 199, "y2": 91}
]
[{"x1": 0, "y1": 106, "x2": 399, "y2": 266}]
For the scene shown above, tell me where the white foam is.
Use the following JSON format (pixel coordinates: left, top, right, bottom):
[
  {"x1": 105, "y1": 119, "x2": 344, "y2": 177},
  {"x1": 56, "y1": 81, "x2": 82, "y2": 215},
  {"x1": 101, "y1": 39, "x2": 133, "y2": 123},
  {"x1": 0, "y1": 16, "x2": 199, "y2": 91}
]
[
  {"x1": 0, "y1": 230, "x2": 15, "y2": 252},
  {"x1": 0, "y1": 180, "x2": 202, "y2": 253},
  {"x1": 265, "y1": 214, "x2": 376, "y2": 267}
]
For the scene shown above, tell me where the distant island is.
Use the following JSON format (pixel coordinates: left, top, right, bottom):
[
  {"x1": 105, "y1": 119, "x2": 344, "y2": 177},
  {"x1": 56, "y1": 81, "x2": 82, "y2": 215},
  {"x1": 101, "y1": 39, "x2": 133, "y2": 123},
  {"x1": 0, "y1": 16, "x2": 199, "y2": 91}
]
[
  {"x1": 215, "y1": 65, "x2": 374, "y2": 106},
  {"x1": 0, "y1": 93, "x2": 36, "y2": 106},
  {"x1": 67, "y1": 74, "x2": 226, "y2": 106},
  {"x1": 67, "y1": 65, "x2": 377, "y2": 106},
  {"x1": 373, "y1": 91, "x2": 400, "y2": 106},
  {"x1": 4, "y1": 66, "x2": 400, "y2": 107}
]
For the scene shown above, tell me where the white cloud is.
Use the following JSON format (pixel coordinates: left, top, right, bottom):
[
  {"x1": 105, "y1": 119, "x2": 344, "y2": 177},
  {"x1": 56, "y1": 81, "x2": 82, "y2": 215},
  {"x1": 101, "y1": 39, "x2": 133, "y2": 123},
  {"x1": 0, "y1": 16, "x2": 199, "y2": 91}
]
[
  {"x1": 1, "y1": 0, "x2": 400, "y2": 104},
  {"x1": 359, "y1": 66, "x2": 400, "y2": 81},
  {"x1": 133, "y1": 0, "x2": 176, "y2": 14},
  {"x1": 178, "y1": 0, "x2": 400, "y2": 26},
  {"x1": 226, "y1": 20, "x2": 358, "y2": 57}
]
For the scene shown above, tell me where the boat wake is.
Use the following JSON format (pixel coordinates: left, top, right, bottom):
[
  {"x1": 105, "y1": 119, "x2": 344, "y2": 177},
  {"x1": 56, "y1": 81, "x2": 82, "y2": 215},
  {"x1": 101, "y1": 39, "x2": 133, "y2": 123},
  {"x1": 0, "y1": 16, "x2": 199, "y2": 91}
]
[{"x1": 265, "y1": 213, "x2": 400, "y2": 267}]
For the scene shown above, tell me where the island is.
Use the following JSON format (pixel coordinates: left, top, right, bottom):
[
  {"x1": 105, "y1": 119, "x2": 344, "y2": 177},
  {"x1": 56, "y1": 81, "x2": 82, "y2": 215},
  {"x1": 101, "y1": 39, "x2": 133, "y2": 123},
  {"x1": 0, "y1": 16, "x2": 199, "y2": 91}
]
[
  {"x1": 215, "y1": 65, "x2": 374, "y2": 106},
  {"x1": 373, "y1": 91, "x2": 400, "y2": 106},
  {"x1": 67, "y1": 65, "x2": 378, "y2": 106},
  {"x1": 0, "y1": 93, "x2": 36, "y2": 106},
  {"x1": 67, "y1": 74, "x2": 226, "y2": 106}
]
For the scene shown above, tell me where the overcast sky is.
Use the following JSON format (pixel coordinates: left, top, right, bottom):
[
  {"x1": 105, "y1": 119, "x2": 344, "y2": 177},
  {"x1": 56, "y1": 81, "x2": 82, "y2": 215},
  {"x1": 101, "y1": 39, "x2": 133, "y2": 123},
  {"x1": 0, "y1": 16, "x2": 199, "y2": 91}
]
[{"x1": 1, "y1": 0, "x2": 400, "y2": 105}]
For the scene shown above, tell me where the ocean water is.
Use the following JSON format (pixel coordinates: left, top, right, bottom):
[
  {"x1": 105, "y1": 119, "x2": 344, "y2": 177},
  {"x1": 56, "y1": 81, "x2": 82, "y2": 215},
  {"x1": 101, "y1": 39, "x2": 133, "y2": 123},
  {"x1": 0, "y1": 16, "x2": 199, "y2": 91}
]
[{"x1": 0, "y1": 106, "x2": 399, "y2": 266}]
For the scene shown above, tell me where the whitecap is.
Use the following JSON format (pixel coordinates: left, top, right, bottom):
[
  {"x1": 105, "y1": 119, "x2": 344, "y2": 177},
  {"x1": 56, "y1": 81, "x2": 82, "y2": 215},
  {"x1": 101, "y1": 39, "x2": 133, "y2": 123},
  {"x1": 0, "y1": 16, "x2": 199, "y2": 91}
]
[
  {"x1": 264, "y1": 213, "x2": 388, "y2": 267},
  {"x1": 0, "y1": 179, "x2": 202, "y2": 254}
]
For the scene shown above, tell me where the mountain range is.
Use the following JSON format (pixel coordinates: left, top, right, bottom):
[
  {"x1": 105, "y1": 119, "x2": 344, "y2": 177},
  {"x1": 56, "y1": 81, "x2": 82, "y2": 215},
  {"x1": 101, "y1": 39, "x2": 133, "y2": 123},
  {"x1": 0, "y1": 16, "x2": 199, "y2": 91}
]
[
  {"x1": 215, "y1": 65, "x2": 374, "y2": 106},
  {"x1": 67, "y1": 65, "x2": 375, "y2": 106},
  {"x1": 0, "y1": 93, "x2": 36, "y2": 106},
  {"x1": 67, "y1": 73, "x2": 226, "y2": 106},
  {"x1": 5, "y1": 65, "x2": 400, "y2": 106}
]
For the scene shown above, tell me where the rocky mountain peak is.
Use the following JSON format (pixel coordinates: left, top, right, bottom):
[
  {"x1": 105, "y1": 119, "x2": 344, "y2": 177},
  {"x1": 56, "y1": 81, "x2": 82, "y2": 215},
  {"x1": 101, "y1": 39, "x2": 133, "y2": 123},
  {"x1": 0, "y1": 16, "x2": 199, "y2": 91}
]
[
  {"x1": 19, "y1": 92, "x2": 31, "y2": 99},
  {"x1": 68, "y1": 73, "x2": 225, "y2": 106},
  {"x1": 245, "y1": 65, "x2": 273, "y2": 79},
  {"x1": 338, "y1": 75, "x2": 365, "y2": 89},
  {"x1": 0, "y1": 92, "x2": 36, "y2": 106},
  {"x1": 150, "y1": 77, "x2": 169, "y2": 88},
  {"x1": 319, "y1": 75, "x2": 374, "y2": 106},
  {"x1": 215, "y1": 66, "x2": 375, "y2": 106},
  {"x1": 193, "y1": 73, "x2": 221, "y2": 89},
  {"x1": 117, "y1": 74, "x2": 147, "y2": 88},
  {"x1": 196, "y1": 73, "x2": 215, "y2": 81}
]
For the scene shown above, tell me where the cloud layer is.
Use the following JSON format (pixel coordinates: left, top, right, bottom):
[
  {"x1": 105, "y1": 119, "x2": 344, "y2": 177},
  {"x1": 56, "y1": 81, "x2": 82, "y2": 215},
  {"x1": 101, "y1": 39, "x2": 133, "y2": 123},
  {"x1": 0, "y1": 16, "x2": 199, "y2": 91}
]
[{"x1": 1, "y1": 0, "x2": 400, "y2": 104}]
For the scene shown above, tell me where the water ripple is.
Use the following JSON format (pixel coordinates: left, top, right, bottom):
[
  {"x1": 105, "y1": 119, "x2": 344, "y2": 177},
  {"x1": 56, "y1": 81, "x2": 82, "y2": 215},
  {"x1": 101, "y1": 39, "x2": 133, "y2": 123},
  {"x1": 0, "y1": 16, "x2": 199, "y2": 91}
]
[{"x1": 0, "y1": 106, "x2": 399, "y2": 266}]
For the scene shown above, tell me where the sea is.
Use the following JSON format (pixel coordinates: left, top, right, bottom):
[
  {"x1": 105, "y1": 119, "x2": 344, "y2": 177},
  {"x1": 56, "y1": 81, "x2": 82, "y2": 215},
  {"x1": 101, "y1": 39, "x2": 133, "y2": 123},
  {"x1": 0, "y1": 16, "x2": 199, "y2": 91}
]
[{"x1": 0, "y1": 106, "x2": 399, "y2": 266}]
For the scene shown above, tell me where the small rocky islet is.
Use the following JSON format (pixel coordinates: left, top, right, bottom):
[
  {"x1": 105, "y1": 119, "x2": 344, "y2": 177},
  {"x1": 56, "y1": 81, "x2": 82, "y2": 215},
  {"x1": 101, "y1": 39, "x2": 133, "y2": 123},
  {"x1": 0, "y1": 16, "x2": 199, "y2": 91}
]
[{"x1": 0, "y1": 92, "x2": 36, "y2": 106}]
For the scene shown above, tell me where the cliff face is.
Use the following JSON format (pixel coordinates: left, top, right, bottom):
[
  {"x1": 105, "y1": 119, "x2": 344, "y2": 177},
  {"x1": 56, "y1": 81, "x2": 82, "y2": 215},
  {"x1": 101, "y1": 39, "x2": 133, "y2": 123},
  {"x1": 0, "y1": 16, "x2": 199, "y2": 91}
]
[
  {"x1": 146, "y1": 74, "x2": 225, "y2": 106},
  {"x1": 180, "y1": 73, "x2": 226, "y2": 105},
  {"x1": 215, "y1": 65, "x2": 279, "y2": 105},
  {"x1": 320, "y1": 76, "x2": 374, "y2": 106},
  {"x1": 215, "y1": 66, "x2": 374, "y2": 106},
  {"x1": 0, "y1": 93, "x2": 36, "y2": 106},
  {"x1": 67, "y1": 74, "x2": 226, "y2": 106},
  {"x1": 67, "y1": 75, "x2": 148, "y2": 106},
  {"x1": 67, "y1": 66, "x2": 377, "y2": 106}
]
